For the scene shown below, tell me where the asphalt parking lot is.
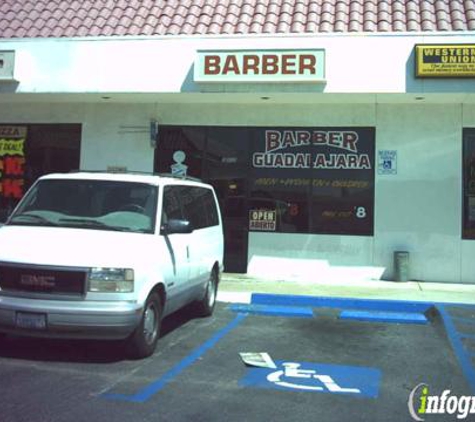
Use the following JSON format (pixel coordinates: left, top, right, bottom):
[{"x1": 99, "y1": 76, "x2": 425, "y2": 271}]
[{"x1": 0, "y1": 298, "x2": 474, "y2": 422}]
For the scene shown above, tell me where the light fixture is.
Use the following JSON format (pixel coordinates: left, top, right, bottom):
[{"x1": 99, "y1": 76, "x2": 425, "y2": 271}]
[{"x1": 150, "y1": 119, "x2": 159, "y2": 148}]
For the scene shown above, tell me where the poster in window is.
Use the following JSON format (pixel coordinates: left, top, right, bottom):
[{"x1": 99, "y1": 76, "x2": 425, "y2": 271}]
[
  {"x1": 250, "y1": 127, "x2": 375, "y2": 236},
  {"x1": 0, "y1": 125, "x2": 27, "y2": 200}
]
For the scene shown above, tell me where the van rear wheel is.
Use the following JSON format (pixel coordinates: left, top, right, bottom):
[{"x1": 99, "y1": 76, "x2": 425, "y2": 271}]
[
  {"x1": 126, "y1": 293, "x2": 162, "y2": 359},
  {"x1": 195, "y1": 269, "x2": 218, "y2": 317}
]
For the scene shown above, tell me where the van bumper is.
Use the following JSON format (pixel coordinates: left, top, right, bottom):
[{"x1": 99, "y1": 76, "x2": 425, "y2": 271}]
[{"x1": 0, "y1": 296, "x2": 143, "y2": 340}]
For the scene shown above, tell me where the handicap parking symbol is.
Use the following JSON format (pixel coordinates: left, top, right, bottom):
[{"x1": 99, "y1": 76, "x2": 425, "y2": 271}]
[{"x1": 240, "y1": 360, "x2": 381, "y2": 398}]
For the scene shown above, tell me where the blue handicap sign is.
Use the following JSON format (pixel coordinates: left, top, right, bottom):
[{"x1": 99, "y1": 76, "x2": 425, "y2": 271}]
[{"x1": 240, "y1": 360, "x2": 381, "y2": 398}]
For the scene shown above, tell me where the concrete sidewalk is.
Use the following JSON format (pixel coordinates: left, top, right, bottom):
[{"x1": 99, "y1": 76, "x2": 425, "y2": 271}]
[{"x1": 217, "y1": 273, "x2": 475, "y2": 305}]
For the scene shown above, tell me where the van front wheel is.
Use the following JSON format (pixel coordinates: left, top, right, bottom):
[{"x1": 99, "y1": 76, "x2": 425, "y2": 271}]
[
  {"x1": 127, "y1": 293, "x2": 162, "y2": 359},
  {"x1": 195, "y1": 269, "x2": 218, "y2": 317}
]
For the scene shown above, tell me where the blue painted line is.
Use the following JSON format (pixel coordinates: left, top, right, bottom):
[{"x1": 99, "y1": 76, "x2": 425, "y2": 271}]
[
  {"x1": 102, "y1": 313, "x2": 247, "y2": 403},
  {"x1": 229, "y1": 303, "x2": 314, "y2": 318},
  {"x1": 251, "y1": 293, "x2": 432, "y2": 313},
  {"x1": 438, "y1": 305, "x2": 475, "y2": 394},
  {"x1": 339, "y1": 310, "x2": 428, "y2": 325}
]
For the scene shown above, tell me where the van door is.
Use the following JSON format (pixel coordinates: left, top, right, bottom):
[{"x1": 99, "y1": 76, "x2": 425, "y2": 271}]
[
  {"x1": 160, "y1": 186, "x2": 191, "y2": 313},
  {"x1": 180, "y1": 186, "x2": 221, "y2": 294}
]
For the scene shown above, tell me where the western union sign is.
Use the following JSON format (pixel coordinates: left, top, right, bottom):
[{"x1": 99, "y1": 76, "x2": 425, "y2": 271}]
[{"x1": 415, "y1": 44, "x2": 475, "y2": 77}]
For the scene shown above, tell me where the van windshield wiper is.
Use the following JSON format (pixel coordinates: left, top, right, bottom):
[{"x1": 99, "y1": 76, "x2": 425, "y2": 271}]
[
  {"x1": 58, "y1": 218, "x2": 129, "y2": 232},
  {"x1": 8, "y1": 213, "x2": 58, "y2": 226}
]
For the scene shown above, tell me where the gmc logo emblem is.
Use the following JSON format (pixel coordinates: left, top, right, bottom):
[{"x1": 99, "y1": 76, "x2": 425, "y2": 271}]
[{"x1": 20, "y1": 274, "x2": 56, "y2": 288}]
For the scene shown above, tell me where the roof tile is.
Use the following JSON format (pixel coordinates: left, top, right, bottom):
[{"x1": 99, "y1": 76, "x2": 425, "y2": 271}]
[{"x1": 0, "y1": 0, "x2": 474, "y2": 39}]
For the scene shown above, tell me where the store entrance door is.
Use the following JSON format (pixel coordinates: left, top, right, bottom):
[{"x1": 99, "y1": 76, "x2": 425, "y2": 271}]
[
  {"x1": 154, "y1": 126, "x2": 250, "y2": 273},
  {"x1": 207, "y1": 178, "x2": 248, "y2": 273}
]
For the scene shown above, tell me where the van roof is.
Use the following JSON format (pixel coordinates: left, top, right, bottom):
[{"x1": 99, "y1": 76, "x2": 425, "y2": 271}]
[{"x1": 39, "y1": 172, "x2": 207, "y2": 187}]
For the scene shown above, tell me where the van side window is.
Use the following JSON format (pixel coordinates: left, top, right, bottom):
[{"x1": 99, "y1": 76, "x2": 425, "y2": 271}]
[
  {"x1": 175, "y1": 186, "x2": 219, "y2": 229},
  {"x1": 201, "y1": 189, "x2": 219, "y2": 227},
  {"x1": 162, "y1": 186, "x2": 183, "y2": 225}
]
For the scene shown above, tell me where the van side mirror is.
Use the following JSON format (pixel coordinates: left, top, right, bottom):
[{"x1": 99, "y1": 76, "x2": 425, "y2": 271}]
[{"x1": 162, "y1": 218, "x2": 194, "y2": 235}]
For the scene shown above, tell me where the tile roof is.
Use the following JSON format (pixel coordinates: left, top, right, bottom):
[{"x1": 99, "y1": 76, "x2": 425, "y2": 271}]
[{"x1": 0, "y1": 0, "x2": 474, "y2": 39}]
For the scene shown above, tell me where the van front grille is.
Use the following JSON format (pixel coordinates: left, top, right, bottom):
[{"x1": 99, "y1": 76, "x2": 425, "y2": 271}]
[{"x1": 0, "y1": 263, "x2": 87, "y2": 296}]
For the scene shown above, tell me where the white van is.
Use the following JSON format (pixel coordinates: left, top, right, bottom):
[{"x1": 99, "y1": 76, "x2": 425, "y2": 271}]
[{"x1": 0, "y1": 172, "x2": 224, "y2": 358}]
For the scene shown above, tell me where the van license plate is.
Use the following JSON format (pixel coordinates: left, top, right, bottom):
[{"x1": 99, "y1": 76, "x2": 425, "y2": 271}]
[{"x1": 16, "y1": 312, "x2": 47, "y2": 330}]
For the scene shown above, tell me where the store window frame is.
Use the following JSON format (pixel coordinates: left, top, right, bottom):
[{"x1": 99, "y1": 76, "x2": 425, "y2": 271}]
[
  {"x1": 0, "y1": 123, "x2": 82, "y2": 222},
  {"x1": 462, "y1": 128, "x2": 475, "y2": 240}
]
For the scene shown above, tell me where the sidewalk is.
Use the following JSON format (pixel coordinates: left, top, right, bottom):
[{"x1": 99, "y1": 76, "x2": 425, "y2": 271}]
[{"x1": 217, "y1": 273, "x2": 475, "y2": 305}]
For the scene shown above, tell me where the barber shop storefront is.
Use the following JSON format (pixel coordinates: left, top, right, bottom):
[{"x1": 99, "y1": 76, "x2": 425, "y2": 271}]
[{"x1": 1, "y1": 29, "x2": 475, "y2": 283}]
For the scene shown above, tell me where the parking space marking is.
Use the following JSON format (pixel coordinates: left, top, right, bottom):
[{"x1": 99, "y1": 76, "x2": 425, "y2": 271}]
[
  {"x1": 240, "y1": 360, "x2": 381, "y2": 398},
  {"x1": 251, "y1": 293, "x2": 432, "y2": 313},
  {"x1": 102, "y1": 313, "x2": 247, "y2": 403},
  {"x1": 339, "y1": 310, "x2": 428, "y2": 325},
  {"x1": 437, "y1": 305, "x2": 475, "y2": 394},
  {"x1": 249, "y1": 293, "x2": 475, "y2": 395},
  {"x1": 229, "y1": 303, "x2": 314, "y2": 318}
]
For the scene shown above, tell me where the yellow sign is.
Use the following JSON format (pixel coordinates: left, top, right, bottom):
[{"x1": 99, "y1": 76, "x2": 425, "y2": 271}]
[
  {"x1": 0, "y1": 139, "x2": 25, "y2": 156},
  {"x1": 415, "y1": 44, "x2": 475, "y2": 77}
]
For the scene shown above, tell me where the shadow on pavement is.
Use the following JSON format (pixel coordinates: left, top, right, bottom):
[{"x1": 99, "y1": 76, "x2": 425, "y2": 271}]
[{"x1": 0, "y1": 303, "x2": 199, "y2": 364}]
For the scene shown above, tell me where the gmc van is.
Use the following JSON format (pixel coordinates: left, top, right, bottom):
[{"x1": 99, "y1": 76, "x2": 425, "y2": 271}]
[{"x1": 0, "y1": 172, "x2": 224, "y2": 358}]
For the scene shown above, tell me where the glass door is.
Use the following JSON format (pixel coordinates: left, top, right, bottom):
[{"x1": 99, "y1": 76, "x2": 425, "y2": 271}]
[
  {"x1": 154, "y1": 126, "x2": 251, "y2": 273},
  {"x1": 202, "y1": 127, "x2": 250, "y2": 273}
]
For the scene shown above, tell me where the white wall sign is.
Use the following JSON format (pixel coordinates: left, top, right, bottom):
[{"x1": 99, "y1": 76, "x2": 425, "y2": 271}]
[
  {"x1": 0, "y1": 50, "x2": 15, "y2": 81},
  {"x1": 378, "y1": 150, "x2": 397, "y2": 175}
]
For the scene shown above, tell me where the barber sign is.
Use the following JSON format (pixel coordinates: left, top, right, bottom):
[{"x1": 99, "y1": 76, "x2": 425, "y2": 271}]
[{"x1": 194, "y1": 50, "x2": 325, "y2": 83}]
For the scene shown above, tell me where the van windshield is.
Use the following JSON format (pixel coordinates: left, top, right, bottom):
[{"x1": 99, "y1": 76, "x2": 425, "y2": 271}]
[{"x1": 7, "y1": 179, "x2": 158, "y2": 234}]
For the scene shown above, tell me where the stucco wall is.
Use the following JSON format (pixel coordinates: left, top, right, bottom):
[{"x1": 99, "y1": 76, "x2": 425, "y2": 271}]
[
  {"x1": 1, "y1": 101, "x2": 474, "y2": 283},
  {"x1": 1, "y1": 100, "x2": 474, "y2": 282}
]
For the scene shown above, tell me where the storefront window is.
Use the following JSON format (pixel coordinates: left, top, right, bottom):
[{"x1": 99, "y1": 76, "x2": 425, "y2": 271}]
[
  {"x1": 0, "y1": 124, "x2": 81, "y2": 222},
  {"x1": 155, "y1": 125, "x2": 375, "y2": 237},
  {"x1": 463, "y1": 128, "x2": 475, "y2": 239}
]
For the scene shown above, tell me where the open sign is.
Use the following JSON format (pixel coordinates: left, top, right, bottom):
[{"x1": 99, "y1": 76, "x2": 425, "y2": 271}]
[{"x1": 249, "y1": 209, "x2": 276, "y2": 231}]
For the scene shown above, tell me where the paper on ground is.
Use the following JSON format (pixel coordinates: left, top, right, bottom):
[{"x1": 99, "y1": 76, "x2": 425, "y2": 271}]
[{"x1": 239, "y1": 352, "x2": 277, "y2": 369}]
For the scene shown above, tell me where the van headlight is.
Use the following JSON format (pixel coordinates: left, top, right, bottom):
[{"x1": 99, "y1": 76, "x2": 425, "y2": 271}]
[{"x1": 88, "y1": 268, "x2": 134, "y2": 293}]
